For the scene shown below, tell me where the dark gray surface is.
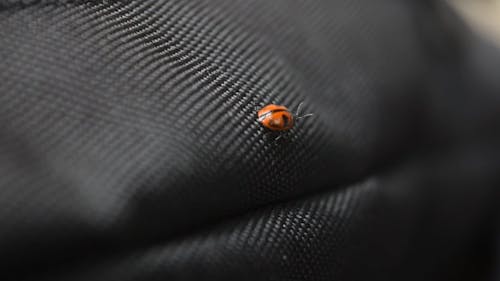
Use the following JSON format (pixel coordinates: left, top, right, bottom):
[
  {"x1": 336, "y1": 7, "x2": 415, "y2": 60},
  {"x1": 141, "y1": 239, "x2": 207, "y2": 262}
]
[{"x1": 0, "y1": 1, "x2": 499, "y2": 280}]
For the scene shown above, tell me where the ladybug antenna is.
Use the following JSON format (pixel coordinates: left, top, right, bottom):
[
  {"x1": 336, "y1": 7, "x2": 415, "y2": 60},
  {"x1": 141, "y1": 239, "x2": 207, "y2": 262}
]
[{"x1": 295, "y1": 101, "x2": 313, "y2": 120}]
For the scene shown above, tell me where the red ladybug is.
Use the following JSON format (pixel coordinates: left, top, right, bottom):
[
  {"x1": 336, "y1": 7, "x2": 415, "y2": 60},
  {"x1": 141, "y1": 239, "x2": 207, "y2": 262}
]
[{"x1": 257, "y1": 102, "x2": 313, "y2": 132}]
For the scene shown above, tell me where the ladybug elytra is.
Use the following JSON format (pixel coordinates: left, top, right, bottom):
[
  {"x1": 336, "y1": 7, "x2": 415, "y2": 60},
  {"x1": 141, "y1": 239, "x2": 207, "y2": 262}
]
[{"x1": 257, "y1": 102, "x2": 313, "y2": 132}]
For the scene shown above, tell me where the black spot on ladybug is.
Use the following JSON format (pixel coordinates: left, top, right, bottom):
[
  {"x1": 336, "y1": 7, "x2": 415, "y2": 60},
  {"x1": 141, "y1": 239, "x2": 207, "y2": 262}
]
[{"x1": 282, "y1": 114, "x2": 289, "y2": 128}]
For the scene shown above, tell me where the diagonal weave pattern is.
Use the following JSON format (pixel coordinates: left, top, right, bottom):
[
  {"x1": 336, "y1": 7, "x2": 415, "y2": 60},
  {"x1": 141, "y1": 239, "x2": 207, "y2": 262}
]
[{"x1": 0, "y1": 0, "x2": 499, "y2": 280}]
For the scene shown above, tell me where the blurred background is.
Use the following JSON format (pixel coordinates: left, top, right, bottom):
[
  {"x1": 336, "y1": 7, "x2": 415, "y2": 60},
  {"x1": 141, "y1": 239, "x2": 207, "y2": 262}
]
[{"x1": 450, "y1": 0, "x2": 500, "y2": 46}]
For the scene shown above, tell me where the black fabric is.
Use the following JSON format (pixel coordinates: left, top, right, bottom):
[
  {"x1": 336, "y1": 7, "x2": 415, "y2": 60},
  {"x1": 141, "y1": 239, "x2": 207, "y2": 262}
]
[{"x1": 0, "y1": 1, "x2": 499, "y2": 280}]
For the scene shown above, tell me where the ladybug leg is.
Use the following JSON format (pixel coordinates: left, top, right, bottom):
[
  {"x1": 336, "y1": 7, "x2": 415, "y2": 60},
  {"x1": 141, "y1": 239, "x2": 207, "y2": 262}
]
[
  {"x1": 295, "y1": 101, "x2": 313, "y2": 119},
  {"x1": 262, "y1": 131, "x2": 283, "y2": 142},
  {"x1": 295, "y1": 102, "x2": 304, "y2": 116},
  {"x1": 275, "y1": 131, "x2": 292, "y2": 142},
  {"x1": 296, "y1": 113, "x2": 313, "y2": 120}
]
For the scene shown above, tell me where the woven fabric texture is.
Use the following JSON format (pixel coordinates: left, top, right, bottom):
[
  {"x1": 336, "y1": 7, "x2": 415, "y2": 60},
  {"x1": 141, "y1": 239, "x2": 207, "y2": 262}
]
[{"x1": 0, "y1": 0, "x2": 499, "y2": 280}]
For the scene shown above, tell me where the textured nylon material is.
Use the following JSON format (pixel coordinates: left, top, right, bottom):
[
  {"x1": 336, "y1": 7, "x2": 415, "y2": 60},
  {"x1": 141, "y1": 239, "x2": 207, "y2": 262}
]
[{"x1": 0, "y1": 1, "x2": 499, "y2": 280}]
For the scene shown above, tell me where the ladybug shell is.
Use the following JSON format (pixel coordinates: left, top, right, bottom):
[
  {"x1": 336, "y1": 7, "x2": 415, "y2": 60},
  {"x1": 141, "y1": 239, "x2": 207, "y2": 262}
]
[{"x1": 257, "y1": 104, "x2": 294, "y2": 131}]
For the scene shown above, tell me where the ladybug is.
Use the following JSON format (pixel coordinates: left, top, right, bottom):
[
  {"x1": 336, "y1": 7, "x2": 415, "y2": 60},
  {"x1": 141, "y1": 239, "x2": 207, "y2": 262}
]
[{"x1": 257, "y1": 102, "x2": 313, "y2": 132}]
